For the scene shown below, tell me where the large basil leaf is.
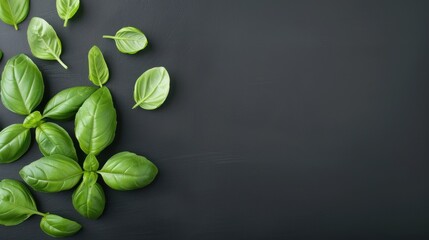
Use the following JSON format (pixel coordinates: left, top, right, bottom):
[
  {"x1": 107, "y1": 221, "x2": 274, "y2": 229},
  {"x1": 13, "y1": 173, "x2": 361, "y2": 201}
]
[
  {"x1": 19, "y1": 155, "x2": 83, "y2": 192},
  {"x1": 72, "y1": 172, "x2": 105, "y2": 219},
  {"x1": 40, "y1": 214, "x2": 81, "y2": 237},
  {"x1": 0, "y1": 179, "x2": 38, "y2": 226},
  {"x1": 1, "y1": 54, "x2": 44, "y2": 115},
  {"x1": 27, "y1": 17, "x2": 68, "y2": 69},
  {"x1": 75, "y1": 87, "x2": 117, "y2": 155},
  {"x1": 99, "y1": 152, "x2": 158, "y2": 190},
  {"x1": 43, "y1": 86, "x2": 97, "y2": 120},
  {"x1": 103, "y1": 27, "x2": 148, "y2": 54},
  {"x1": 133, "y1": 67, "x2": 170, "y2": 110},
  {"x1": 56, "y1": 0, "x2": 80, "y2": 27},
  {"x1": 36, "y1": 122, "x2": 77, "y2": 160},
  {"x1": 0, "y1": 0, "x2": 29, "y2": 30},
  {"x1": 0, "y1": 124, "x2": 31, "y2": 163},
  {"x1": 88, "y1": 45, "x2": 109, "y2": 87}
]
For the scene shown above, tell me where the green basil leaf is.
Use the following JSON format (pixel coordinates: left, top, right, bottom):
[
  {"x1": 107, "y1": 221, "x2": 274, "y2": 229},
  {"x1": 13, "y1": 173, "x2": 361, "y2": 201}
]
[
  {"x1": 133, "y1": 67, "x2": 170, "y2": 110},
  {"x1": 0, "y1": 50, "x2": 3, "y2": 61},
  {"x1": 43, "y1": 86, "x2": 97, "y2": 120},
  {"x1": 83, "y1": 154, "x2": 99, "y2": 172},
  {"x1": 0, "y1": 179, "x2": 38, "y2": 226},
  {"x1": 1, "y1": 54, "x2": 44, "y2": 115},
  {"x1": 0, "y1": 124, "x2": 31, "y2": 163},
  {"x1": 103, "y1": 27, "x2": 148, "y2": 54},
  {"x1": 72, "y1": 172, "x2": 105, "y2": 219},
  {"x1": 99, "y1": 152, "x2": 158, "y2": 191},
  {"x1": 19, "y1": 155, "x2": 83, "y2": 192},
  {"x1": 75, "y1": 87, "x2": 117, "y2": 156},
  {"x1": 40, "y1": 214, "x2": 81, "y2": 237},
  {"x1": 23, "y1": 111, "x2": 43, "y2": 128},
  {"x1": 36, "y1": 122, "x2": 77, "y2": 160},
  {"x1": 88, "y1": 45, "x2": 109, "y2": 87},
  {"x1": 56, "y1": 0, "x2": 80, "y2": 27},
  {"x1": 0, "y1": 0, "x2": 29, "y2": 30},
  {"x1": 27, "y1": 17, "x2": 68, "y2": 69}
]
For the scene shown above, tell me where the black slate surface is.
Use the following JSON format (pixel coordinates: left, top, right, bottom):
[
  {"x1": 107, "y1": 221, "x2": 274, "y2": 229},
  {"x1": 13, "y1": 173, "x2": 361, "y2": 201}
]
[{"x1": 1, "y1": 0, "x2": 429, "y2": 239}]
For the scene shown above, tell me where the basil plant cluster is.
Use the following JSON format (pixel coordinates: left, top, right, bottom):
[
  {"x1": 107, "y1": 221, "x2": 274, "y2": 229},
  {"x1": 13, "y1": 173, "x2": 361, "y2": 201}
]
[
  {"x1": 0, "y1": 2, "x2": 169, "y2": 236},
  {"x1": 0, "y1": 47, "x2": 160, "y2": 237}
]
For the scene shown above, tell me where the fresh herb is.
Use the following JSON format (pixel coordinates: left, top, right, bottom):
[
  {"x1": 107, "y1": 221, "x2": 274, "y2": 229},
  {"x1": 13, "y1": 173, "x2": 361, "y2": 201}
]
[
  {"x1": 40, "y1": 214, "x2": 82, "y2": 238},
  {"x1": 75, "y1": 87, "x2": 117, "y2": 155},
  {"x1": 36, "y1": 122, "x2": 78, "y2": 160},
  {"x1": 0, "y1": 0, "x2": 29, "y2": 30},
  {"x1": 43, "y1": 86, "x2": 98, "y2": 120},
  {"x1": 20, "y1": 155, "x2": 83, "y2": 192},
  {"x1": 0, "y1": 179, "x2": 81, "y2": 237},
  {"x1": 72, "y1": 171, "x2": 105, "y2": 219},
  {"x1": 103, "y1": 27, "x2": 148, "y2": 54},
  {"x1": 1, "y1": 54, "x2": 44, "y2": 115},
  {"x1": 27, "y1": 17, "x2": 68, "y2": 69},
  {"x1": 133, "y1": 67, "x2": 170, "y2": 110},
  {"x1": 88, "y1": 45, "x2": 109, "y2": 87},
  {"x1": 0, "y1": 49, "x2": 3, "y2": 61},
  {"x1": 0, "y1": 124, "x2": 31, "y2": 163},
  {"x1": 56, "y1": 0, "x2": 80, "y2": 27},
  {"x1": 98, "y1": 152, "x2": 158, "y2": 190}
]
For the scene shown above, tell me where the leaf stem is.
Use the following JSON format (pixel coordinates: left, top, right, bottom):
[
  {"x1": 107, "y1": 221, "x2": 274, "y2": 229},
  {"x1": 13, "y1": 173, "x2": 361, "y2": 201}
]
[
  {"x1": 132, "y1": 103, "x2": 140, "y2": 109},
  {"x1": 14, "y1": 24, "x2": 18, "y2": 30},
  {"x1": 64, "y1": 19, "x2": 68, "y2": 27},
  {"x1": 102, "y1": 35, "x2": 116, "y2": 40},
  {"x1": 55, "y1": 56, "x2": 68, "y2": 69},
  {"x1": 29, "y1": 209, "x2": 47, "y2": 217}
]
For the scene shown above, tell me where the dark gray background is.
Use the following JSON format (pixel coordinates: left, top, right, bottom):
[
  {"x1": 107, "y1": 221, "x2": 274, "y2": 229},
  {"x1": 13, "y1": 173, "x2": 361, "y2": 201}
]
[{"x1": 0, "y1": 0, "x2": 429, "y2": 239}]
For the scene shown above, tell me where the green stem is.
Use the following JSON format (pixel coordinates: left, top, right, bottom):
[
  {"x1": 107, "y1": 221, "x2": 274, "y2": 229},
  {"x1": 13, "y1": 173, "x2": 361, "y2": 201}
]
[
  {"x1": 55, "y1": 56, "x2": 68, "y2": 69},
  {"x1": 102, "y1": 35, "x2": 116, "y2": 40},
  {"x1": 29, "y1": 209, "x2": 46, "y2": 217},
  {"x1": 64, "y1": 19, "x2": 68, "y2": 27},
  {"x1": 132, "y1": 103, "x2": 140, "y2": 109},
  {"x1": 14, "y1": 24, "x2": 18, "y2": 30}
]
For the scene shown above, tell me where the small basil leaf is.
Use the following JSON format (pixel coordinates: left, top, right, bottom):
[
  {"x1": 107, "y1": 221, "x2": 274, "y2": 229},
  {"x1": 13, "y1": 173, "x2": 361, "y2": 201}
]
[
  {"x1": 0, "y1": 179, "x2": 38, "y2": 226},
  {"x1": 1, "y1": 54, "x2": 44, "y2": 115},
  {"x1": 36, "y1": 122, "x2": 77, "y2": 160},
  {"x1": 27, "y1": 17, "x2": 68, "y2": 69},
  {"x1": 133, "y1": 67, "x2": 170, "y2": 110},
  {"x1": 0, "y1": 0, "x2": 29, "y2": 30},
  {"x1": 103, "y1": 27, "x2": 148, "y2": 54},
  {"x1": 75, "y1": 87, "x2": 117, "y2": 156},
  {"x1": 40, "y1": 214, "x2": 81, "y2": 237},
  {"x1": 0, "y1": 124, "x2": 31, "y2": 163},
  {"x1": 88, "y1": 45, "x2": 109, "y2": 87},
  {"x1": 23, "y1": 111, "x2": 43, "y2": 128},
  {"x1": 56, "y1": 0, "x2": 80, "y2": 27},
  {"x1": 72, "y1": 172, "x2": 105, "y2": 219},
  {"x1": 83, "y1": 154, "x2": 99, "y2": 172},
  {"x1": 43, "y1": 86, "x2": 97, "y2": 120},
  {"x1": 20, "y1": 155, "x2": 83, "y2": 192},
  {"x1": 99, "y1": 152, "x2": 158, "y2": 191}
]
